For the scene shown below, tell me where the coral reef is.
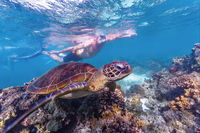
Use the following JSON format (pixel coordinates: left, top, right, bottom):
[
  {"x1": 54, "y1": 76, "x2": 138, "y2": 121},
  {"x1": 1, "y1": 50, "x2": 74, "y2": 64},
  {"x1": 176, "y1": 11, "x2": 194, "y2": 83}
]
[
  {"x1": 0, "y1": 86, "x2": 142, "y2": 133},
  {"x1": 168, "y1": 73, "x2": 199, "y2": 111},
  {"x1": 125, "y1": 43, "x2": 200, "y2": 133},
  {"x1": 169, "y1": 43, "x2": 200, "y2": 73}
]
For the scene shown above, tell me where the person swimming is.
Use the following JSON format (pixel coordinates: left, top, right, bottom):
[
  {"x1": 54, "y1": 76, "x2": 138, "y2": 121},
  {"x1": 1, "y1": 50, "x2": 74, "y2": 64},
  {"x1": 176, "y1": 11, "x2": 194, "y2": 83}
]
[
  {"x1": 12, "y1": 29, "x2": 136, "y2": 63},
  {"x1": 43, "y1": 29, "x2": 136, "y2": 63},
  {"x1": 42, "y1": 35, "x2": 106, "y2": 62}
]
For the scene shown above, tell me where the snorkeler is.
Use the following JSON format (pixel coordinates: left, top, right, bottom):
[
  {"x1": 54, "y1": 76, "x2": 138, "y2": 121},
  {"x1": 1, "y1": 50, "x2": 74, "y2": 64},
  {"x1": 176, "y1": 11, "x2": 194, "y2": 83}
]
[
  {"x1": 11, "y1": 29, "x2": 136, "y2": 63},
  {"x1": 43, "y1": 29, "x2": 136, "y2": 63}
]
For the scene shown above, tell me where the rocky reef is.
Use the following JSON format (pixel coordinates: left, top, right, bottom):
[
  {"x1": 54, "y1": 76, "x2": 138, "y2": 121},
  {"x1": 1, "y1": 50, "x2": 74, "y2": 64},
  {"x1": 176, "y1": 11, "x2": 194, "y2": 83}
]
[{"x1": 0, "y1": 43, "x2": 199, "y2": 133}]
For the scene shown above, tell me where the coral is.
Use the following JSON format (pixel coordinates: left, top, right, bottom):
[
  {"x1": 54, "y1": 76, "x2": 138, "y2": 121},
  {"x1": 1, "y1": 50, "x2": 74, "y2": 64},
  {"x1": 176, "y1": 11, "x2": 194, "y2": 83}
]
[
  {"x1": 167, "y1": 74, "x2": 197, "y2": 89},
  {"x1": 168, "y1": 76, "x2": 199, "y2": 111},
  {"x1": 125, "y1": 43, "x2": 200, "y2": 133},
  {"x1": 0, "y1": 110, "x2": 17, "y2": 131},
  {"x1": 168, "y1": 96, "x2": 193, "y2": 111},
  {"x1": 95, "y1": 105, "x2": 143, "y2": 133},
  {"x1": 0, "y1": 121, "x2": 4, "y2": 131},
  {"x1": 102, "y1": 116, "x2": 143, "y2": 133},
  {"x1": 169, "y1": 43, "x2": 200, "y2": 73},
  {"x1": 78, "y1": 90, "x2": 143, "y2": 132},
  {"x1": 19, "y1": 129, "x2": 29, "y2": 133}
]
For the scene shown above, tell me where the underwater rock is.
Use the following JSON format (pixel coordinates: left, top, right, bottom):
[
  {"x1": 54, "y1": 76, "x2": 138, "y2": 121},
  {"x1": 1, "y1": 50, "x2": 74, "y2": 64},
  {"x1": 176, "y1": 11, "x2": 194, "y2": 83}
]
[
  {"x1": 126, "y1": 43, "x2": 200, "y2": 133},
  {"x1": 0, "y1": 86, "x2": 142, "y2": 133}
]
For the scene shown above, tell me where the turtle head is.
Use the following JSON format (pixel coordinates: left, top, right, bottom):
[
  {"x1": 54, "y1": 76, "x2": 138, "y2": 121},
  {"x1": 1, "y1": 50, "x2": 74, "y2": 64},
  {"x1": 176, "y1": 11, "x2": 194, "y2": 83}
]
[{"x1": 102, "y1": 61, "x2": 132, "y2": 81}]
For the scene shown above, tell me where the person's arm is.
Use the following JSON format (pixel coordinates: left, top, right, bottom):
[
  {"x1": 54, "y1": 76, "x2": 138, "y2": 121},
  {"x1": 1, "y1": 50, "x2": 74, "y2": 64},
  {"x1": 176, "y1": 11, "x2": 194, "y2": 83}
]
[
  {"x1": 49, "y1": 46, "x2": 74, "y2": 54},
  {"x1": 106, "y1": 29, "x2": 137, "y2": 42},
  {"x1": 72, "y1": 38, "x2": 96, "y2": 50},
  {"x1": 49, "y1": 42, "x2": 91, "y2": 54}
]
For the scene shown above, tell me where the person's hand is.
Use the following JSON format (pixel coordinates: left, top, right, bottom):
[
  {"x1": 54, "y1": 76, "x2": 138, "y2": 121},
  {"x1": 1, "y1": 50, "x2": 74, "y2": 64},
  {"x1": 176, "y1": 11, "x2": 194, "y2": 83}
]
[{"x1": 121, "y1": 29, "x2": 137, "y2": 38}]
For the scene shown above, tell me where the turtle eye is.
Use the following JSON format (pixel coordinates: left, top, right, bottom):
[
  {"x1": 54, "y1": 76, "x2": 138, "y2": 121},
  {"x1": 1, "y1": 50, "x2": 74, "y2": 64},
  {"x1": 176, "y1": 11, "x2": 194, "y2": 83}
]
[{"x1": 115, "y1": 63, "x2": 125, "y2": 70}]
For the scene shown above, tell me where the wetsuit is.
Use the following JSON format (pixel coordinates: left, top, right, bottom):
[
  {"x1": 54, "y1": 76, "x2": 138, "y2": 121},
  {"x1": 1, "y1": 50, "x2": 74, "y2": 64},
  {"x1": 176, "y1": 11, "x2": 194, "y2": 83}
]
[{"x1": 63, "y1": 52, "x2": 82, "y2": 62}]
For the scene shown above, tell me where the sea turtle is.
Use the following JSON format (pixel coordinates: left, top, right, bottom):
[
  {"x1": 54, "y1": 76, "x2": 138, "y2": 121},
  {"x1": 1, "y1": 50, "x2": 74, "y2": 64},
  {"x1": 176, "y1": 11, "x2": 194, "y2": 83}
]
[{"x1": 3, "y1": 61, "x2": 132, "y2": 133}]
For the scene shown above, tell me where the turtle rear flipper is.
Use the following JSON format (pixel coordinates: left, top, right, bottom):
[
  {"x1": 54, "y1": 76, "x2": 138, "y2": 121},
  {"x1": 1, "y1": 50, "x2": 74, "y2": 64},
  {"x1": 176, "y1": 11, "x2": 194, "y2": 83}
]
[{"x1": 2, "y1": 82, "x2": 88, "y2": 133}]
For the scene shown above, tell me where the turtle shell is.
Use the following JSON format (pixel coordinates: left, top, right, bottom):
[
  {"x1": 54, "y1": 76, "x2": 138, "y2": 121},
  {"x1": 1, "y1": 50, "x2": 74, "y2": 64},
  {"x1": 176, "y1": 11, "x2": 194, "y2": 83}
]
[{"x1": 26, "y1": 62, "x2": 97, "y2": 94}]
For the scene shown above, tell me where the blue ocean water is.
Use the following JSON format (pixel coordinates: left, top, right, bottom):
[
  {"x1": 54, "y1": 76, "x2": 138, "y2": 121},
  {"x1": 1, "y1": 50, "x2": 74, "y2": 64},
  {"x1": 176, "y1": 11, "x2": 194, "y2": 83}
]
[{"x1": 0, "y1": 0, "x2": 199, "y2": 88}]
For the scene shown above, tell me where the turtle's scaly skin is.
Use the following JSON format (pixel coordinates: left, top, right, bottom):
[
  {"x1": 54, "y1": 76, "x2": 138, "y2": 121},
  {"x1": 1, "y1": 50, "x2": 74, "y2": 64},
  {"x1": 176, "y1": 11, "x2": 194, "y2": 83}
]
[
  {"x1": 2, "y1": 61, "x2": 132, "y2": 133},
  {"x1": 27, "y1": 62, "x2": 97, "y2": 94}
]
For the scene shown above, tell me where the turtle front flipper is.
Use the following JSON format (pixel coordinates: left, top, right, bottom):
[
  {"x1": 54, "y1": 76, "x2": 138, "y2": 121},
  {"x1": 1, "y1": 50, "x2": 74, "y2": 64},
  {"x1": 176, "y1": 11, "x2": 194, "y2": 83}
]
[
  {"x1": 106, "y1": 82, "x2": 124, "y2": 98},
  {"x1": 2, "y1": 82, "x2": 88, "y2": 133},
  {"x1": 106, "y1": 82, "x2": 116, "y2": 91}
]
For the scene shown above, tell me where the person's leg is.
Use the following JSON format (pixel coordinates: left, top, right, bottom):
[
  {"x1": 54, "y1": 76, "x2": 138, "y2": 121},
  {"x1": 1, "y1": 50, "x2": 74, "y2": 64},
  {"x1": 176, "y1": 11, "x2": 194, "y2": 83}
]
[{"x1": 42, "y1": 51, "x2": 63, "y2": 63}]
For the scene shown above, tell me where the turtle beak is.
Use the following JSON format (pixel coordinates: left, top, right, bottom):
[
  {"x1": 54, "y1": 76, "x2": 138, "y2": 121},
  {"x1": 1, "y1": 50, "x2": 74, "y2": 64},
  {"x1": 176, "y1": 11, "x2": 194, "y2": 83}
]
[
  {"x1": 127, "y1": 65, "x2": 132, "y2": 74},
  {"x1": 117, "y1": 64, "x2": 132, "y2": 81},
  {"x1": 122, "y1": 64, "x2": 132, "y2": 76}
]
